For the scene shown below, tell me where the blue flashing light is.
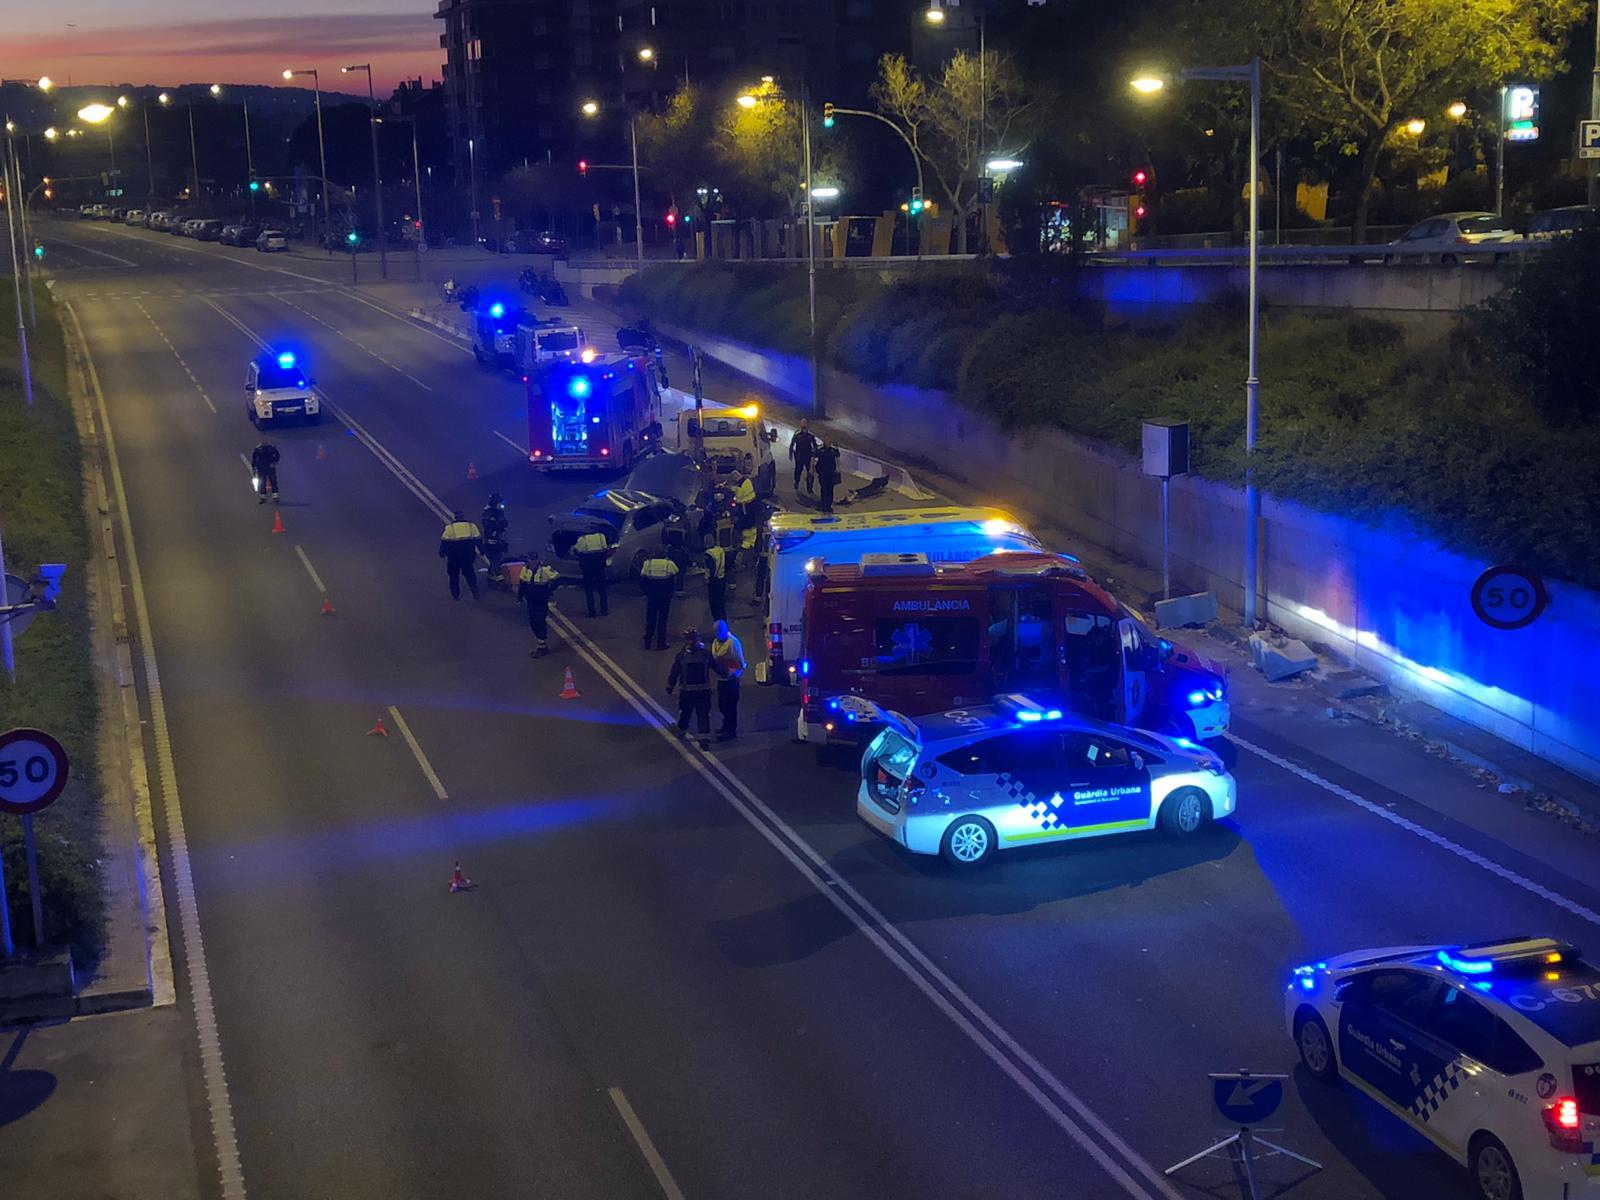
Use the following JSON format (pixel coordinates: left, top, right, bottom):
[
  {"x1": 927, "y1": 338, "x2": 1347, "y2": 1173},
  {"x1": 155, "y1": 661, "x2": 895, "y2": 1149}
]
[
  {"x1": 799, "y1": 659, "x2": 811, "y2": 677},
  {"x1": 567, "y1": 375, "x2": 592, "y2": 399},
  {"x1": 1174, "y1": 737, "x2": 1200, "y2": 749},
  {"x1": 826, "y1": 698, "x2": 840, "y2": 710},
  {"x1": 1187, "y1": 690, "x2": 1208, "y2": 707},
  {"x1": 1471, "y1": 980, "x2": 1494, "y2": 992},
  {"x1": 1437, "y1": 949, "x2": 1494, "y2": 975},
  {"x1": 1017, "y1": 710, "x2": 1044, "y2": 723},
  {"x1": 276, "y1": 351, "x2": 296, "y2": 368},
  {"x1": 1044, "y1": 709, "x2": 1063, "y2": 720},
  {"x1": 489, "y1": 302, "x2": 505, "y2": 318}
]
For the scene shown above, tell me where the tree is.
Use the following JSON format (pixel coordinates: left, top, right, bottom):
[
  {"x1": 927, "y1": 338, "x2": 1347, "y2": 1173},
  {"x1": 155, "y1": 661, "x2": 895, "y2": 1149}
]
[
  {"x1": 872, "y1": 51, "x2": 1036, "y2": 253},
  {"x1": 634, "y1": 85, "x2": 716, "y2": 213},
  {"x1": 713, "y1": 79, "x2": 852, "y2": 221}
]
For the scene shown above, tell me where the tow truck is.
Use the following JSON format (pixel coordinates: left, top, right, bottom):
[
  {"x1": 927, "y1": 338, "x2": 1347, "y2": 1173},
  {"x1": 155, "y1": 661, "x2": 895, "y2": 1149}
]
[{"x1": 528, "y1": 352, "x2": 662, "y2": 471}]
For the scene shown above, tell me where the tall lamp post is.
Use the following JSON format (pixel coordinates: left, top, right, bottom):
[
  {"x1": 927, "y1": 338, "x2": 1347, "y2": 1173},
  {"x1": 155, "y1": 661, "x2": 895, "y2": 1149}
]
[
  {"x1": 76, "y1": 103, "x2": 119, "y2": 179},
  {"x1": 384, "y1": 113, "x2": 427, "y2": 279},
  {"x1": 342, "y1": 64, "x2": 389, "y2": 278},
  {"x1": 283, "y1": 68, "x2": 331, "y2": 249},
  {"x1": 1132, "y1": 60, "x2": 1262, "y2": 627},
  {"x1": 2, "y1": 131, "x2": 34, "y2": 403},
  {"x1": 4, "y1": 120, "x2": 40, "y2": 327},
  {"x1": 157, "y1": 92, "x2": 204, "y2": 208},
  {"x1": 924, "y1": 1, "x2": 989, "y2": 251},
  {"x1": 580, "y1": 99, "x2": 645, "y2": 265},
  {"x1": 207, "y1": 86, "x2": 256, "y2": 216}
]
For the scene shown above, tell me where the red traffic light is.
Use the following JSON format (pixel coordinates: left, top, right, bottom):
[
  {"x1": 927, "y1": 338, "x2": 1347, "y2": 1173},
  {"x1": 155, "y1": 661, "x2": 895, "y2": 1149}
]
[
  {"x1": 578, "y1": 159, "x2": 588, "y2": 175},
  {"x1": 1132, "y1": 169, "x2": 1148, "y2": 187},
  {"x1": 1134, "y1": 203, "x2": 1147, "y2": 218},
  {"x1": 665, "y1": 212, "x2": 676, "y2": 225}
]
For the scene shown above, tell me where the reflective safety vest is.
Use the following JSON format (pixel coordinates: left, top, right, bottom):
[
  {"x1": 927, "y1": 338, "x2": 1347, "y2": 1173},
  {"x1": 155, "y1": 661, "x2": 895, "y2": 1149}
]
[
  {"x1": 531, "y1": 565, "x2": 560, "y2": 586},
  {"x1": 574, "y1": 532, "x2": 609, "y2": 556},
  {"x1": 739, "y1": 525, "x2": 757, "y2": 551},
  {"x1": 733, "y1": 477, "x2": 756, "y2": 506},
  {"x1": 639, "y1": 557, "x2": 680, "y2": 580},
  {"x1": 704, "y1": 545, "x2": 727, "y2": 580},
  {"x1": 441, "y1": 521, "x2": 480, "y2": 543},
  {"x1": 711, "y1": 635, "x2": 745, "y2": 674}
]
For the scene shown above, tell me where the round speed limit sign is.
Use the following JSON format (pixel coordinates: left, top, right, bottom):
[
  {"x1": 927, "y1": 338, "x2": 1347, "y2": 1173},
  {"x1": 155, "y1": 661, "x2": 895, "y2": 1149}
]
[
  {"x1": 0, "y1": 728, "x2": 70, "y2": 816},
  {"x1": 1470, "y1": 565, "x2": 1549, "y2": 631}
]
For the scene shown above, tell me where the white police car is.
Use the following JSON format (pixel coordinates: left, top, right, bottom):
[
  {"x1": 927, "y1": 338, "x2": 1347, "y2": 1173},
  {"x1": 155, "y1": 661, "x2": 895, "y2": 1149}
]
[
  {"x1": 245, "y1": 350, "x2": 320, "y2": 427},
  {"x1": 1287, "y1": 936, "x2": 1600, "y2": 1200},
  {"x1": 854, "y1": 694, "x2": 1236, "y2": 867}
]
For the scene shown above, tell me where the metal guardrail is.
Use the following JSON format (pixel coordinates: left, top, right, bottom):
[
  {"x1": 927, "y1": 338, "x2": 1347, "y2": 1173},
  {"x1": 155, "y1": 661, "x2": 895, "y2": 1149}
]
[{"x1": 1089, "y1": 240, "x2": 1550, "y2": 267}]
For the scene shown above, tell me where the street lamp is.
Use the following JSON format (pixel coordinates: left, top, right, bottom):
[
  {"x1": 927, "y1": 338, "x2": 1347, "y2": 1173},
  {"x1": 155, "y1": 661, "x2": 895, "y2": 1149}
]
[
  {"x1": 637, "y1": 46, "x2": 655, "y2": 62},
  {"x1": 810, "y1": 185, "x2": 840, "y2": 200},
  {"x1": 158, "y1": 91, "x2": 202, "y2": 206},
  {"x1": 986, "y1": 157, "x2": 1023, "y2": 173},
  {"x1": 1405, "y1": 117, "x2": 1427, "y2": 136},
  {"x1": 283, "y1": 68, "x2": 331, "y2": 248},
  {"x1": 76, "y1": 103, "x2": 118, "y2": 175},
  {"x1": 580, "y1": 99, "x2": 644, "y2": 266},
  {"x1": 1132, "y1": 59, "x2": 1263, "y2": 627},
  {"x1": 37, "y1": 77, "x2": 53, "y2": 92},
  {"x1": 206, "y1": 86, "x2": 257, "y2": 215},
  {"x1": 1446, "y1": 100, "x2": 1468, "y2": 121},
  {"x1": 380, "y1": 112, "x2": 427, "y2": 279},
  {"x1": 342, "y1": 64, "x2": 389, "y2": 279},
  {"x1": 2, "y1": 128, "x2": 34, "y2": 402}
]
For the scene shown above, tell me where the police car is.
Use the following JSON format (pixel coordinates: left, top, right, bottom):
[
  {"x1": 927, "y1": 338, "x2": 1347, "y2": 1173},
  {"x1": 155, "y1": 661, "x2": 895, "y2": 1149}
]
[
  {"x1": 244, "y1": 351, "x2": 320, "y2": 426},
  {"x1": 1286, "y1": 936, "x2": 1600, "y2": 1200},
  {"x1": 853, "y1": 694, "x2": 1236, "y2": 867}
]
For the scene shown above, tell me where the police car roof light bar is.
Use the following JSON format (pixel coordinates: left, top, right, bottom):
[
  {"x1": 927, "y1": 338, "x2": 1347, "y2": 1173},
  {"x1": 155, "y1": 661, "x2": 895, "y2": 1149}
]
[
  {"x1": 1436, "y1": 949, "x2": 1495, "y2": 975},
  {"x1": 276, "y1": 351, "x2": 296, "y2": 368}
]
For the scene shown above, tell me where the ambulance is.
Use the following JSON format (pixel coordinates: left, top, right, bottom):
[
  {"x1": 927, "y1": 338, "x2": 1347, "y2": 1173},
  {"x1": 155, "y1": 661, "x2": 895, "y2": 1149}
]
[{"x1": 765, "y1": 507, "x2": 1044, "y2": 681}]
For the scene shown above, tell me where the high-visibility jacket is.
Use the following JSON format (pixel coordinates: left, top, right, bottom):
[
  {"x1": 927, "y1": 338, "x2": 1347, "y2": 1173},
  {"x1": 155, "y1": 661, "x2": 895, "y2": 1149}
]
[
  {"x1": 439, "y1": 521, "x2": 481, "y2": 559},
  {"x1": 739, "y1": 525, "x2": 757, "y2": 551},
  {"x1": 639, "y1": 556, "x2": 680, "y2": 582},
  {"x1": 711, "y1": 634, "x2": 745, "y2": 677},
  {"x1": 574, "y1": 531, "x2": 610, "y2": 558},
  {"x1": 733, "y1": 476, "x2": 756, "y2": 506},
  {"x1": 519, "y1": 564, "x2": 562, "y2": 608},
  {"x1": 704, "y1": 545, "x2": 727, "y2": 580}
]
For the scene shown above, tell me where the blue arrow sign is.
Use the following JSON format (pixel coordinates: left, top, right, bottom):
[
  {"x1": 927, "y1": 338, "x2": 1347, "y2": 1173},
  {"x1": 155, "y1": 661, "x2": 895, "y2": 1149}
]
[{"x1": 1212, "y1": 1074, "x2": 1284, "y2": 1126}]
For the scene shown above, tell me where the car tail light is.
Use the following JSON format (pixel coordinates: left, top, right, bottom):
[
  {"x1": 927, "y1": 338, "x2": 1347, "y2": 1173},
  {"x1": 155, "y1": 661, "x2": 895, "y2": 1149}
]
[
  {"x1": 599, "y1": 447, "x2": 609, "y2": 457},
  {"x1": 1456, "y1": 235, "x2": 1471, "y2": 244},
  {"x1": 530, "y1": 449, "x2": 543, "y2": 459},
  {"x1": 1541, "y1": 1096, "x2": 1583, "y2": 1152}
]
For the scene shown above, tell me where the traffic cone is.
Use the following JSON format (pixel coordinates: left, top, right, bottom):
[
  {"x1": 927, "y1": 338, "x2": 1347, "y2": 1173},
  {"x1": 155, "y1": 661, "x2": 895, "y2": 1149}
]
[
  {"x1": 466, "y1": 460, "x2": 479, "y2": 480},
  {"x1": 449, "y1": 861, "x2": 474, "y2": 893},
  {"x1": 271, "y1": 510, "x2": 286, "y2": 534},
  {"x1": 315, "y1": 444, "x2": 327, "y2": 462},
  {"x1": 367, "y1": 716, "x2": 389, "y2": 737},
  {"x1": 320, "y1": 596, "x2": 336, "y2": 616},
  {"x1": 558, "y1": 667, "x2": 581, "y2": 700}
]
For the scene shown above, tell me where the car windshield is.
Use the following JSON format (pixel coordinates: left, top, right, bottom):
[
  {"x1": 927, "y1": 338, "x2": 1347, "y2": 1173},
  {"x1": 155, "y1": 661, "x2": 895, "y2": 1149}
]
[
  {"x1": 257, "y1": 362, "x2": 307, "y2": 390},
  {"x1": 1457, "y1": 215, "x2": 1504, "y2": 235},
  {"x1": 689, "y1": 416, "x2": 750, "y2": 438},
  {"x1": 540, "y1": 331, "x2": 580, "y2": 351}
]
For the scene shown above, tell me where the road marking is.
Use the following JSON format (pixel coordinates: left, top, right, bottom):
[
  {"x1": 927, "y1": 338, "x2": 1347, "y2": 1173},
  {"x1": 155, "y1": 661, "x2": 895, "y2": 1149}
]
[
  {"x1": 78, "y1": 222, "x2": 328, "y2": 285},
  {"x1": 133, "y1": 299, "x2": 218, "y2": 413},
  {"x1": 334, "y1": 287, "x2": 476, "y2": 358},
  {"x1": 268, "y1": 293, "x2": 434, "y2": 392},
  {"x1": 608, "y1": 1087, "x2": 687, "y2": 1200},
  {"x1": 210, "y1": 303, "x2": 1179, "y2": 1200},
  {"x1": 293, "y1": 545, "x2": 327, "y2": 594},
  {"x1": 1232, "y1": 734, "x2": 1600, "y2": 927},
  {"x1": 64, "y1": 301, "x2": 249, "y2": 1200},
  {"x1": 49, "y1": 234, "x2": 138, "y2": 267},
  {"x1": 494, "y1": 430, "x2": 528, "y2": 456},
  {"x1": 385, "y1": 706, "x2": 449, "y2": 802}
]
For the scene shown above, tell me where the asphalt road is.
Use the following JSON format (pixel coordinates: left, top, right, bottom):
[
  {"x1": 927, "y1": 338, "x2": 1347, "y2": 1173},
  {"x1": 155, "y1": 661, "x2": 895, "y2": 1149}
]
[{"x1": 36, "y1": 216, "x2": 1600, "y2": 1200}]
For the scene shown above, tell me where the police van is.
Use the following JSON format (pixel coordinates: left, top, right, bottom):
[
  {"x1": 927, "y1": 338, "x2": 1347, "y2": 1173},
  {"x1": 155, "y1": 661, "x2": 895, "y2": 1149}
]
[
  {"x1": 854, "y1": 693, "x2": 1236, "y2": 867},
  {"x1": 1287, "y1": 936, "x2": 1600, "y2": 1200},
  {"x1": 766, "y1": 507, "x2": 1044, "y2": 680},
  {"x1": 244, "y1": 350, "x2": 320, "y2": 426}
]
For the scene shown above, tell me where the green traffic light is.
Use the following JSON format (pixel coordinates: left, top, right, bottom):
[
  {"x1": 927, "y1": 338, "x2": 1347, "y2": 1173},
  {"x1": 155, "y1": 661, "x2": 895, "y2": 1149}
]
[
  {"x1": 33, "y1": 243, "x2": 45, "y2": 259},
  {"x1": 823, "y1": 117, "x2": 834, "y2": 128},
  {"x1": 346, "y1": 231, "x2": 359, "y2": 244},
  {"x1": 249, "y1": 180, "x2": 260, "y2": 192}
]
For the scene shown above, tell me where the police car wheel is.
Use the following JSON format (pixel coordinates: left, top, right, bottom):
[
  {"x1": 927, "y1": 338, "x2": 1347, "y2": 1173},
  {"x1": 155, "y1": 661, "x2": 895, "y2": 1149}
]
[
  {"x1": 1293, "y1": 1010, "x2": 1337, "y2": 1082},
  {"x1": 940, "y1": 817, "x2": 996, "y2": 867},
  {"x1": 1468, "y1": 1133, "x2": 1523, "y2": 1200},
  {"x1": 1158, "y1": 788, "x2": 1210, "y2": 836}
]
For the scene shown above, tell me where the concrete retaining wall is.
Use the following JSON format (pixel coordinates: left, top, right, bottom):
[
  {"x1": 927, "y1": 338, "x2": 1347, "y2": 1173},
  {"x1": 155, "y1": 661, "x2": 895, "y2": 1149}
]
[{"x1": 659, "y1": 319, "x2": 1600, "y2": 785}]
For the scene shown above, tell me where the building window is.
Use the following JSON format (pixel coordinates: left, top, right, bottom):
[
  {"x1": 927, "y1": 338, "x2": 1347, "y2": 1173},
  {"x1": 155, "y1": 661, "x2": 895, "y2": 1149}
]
[
  {"x1": 845, "y1": 0, "x2": 873, "y2": 17},
  {"x1": 466, "y1": 37, "x2": 482, "y2": 62}
]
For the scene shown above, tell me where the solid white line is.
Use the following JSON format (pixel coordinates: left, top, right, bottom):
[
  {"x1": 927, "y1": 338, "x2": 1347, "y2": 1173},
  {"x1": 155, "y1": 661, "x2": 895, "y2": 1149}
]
[
  {"x1": 86, "y1": 223, "x2": 328, "y2": 285},
  {"x1": 1233, "y1": 734, "x2": 1600, "y2": 927},
  {"x1": 267, "y1": 292, "x2": 434, "y2": 392},
  {"x1": 335, "y1": 288, "x2": 475, "y2": 357},
  {"x1": 494, "y1": 430, "x2": 528, "y2": 456},
  {"x1": 385, "y1": 706, "x2": 449, "y2": 802},
  {"x1": 608, "y1": 1087, "x2": 688, "y2": 1200},
  {"x1": 52, "y1": 234, "x2": 138, "y2": 267},
  {"x1": 65, "y1": 301, "x2": 249, "y2": 1199},
  {"x1": 293, "y1": 545, "x2": 327, "y2": 594},
  {"x1": 238, "y1": 452, "x2": 252, "y2": 474}
]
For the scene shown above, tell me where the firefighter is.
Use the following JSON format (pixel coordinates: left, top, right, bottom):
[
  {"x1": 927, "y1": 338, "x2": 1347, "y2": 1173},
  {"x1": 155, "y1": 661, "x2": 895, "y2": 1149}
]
[
  {"x1": 479, "y1": 493, "x2": 509, "y2": 584},
  {"x1": 573, "y1": 529, "x2": 611, "y2": 616},
  {"x1": 704, "y1": 542, "x2": 728, "y2": 624},
  {"x1": 638, "y1": 549, "x2": 680, "y2": 650},
  {"x1": 438, "y1": 510, "x2": 482, "y2": 600},
  {"x1": 710, "y1": 619, "x2": 746, "y2": 741},
  {"x1": 250, "y1": 439, "x2": 281, "y2": 504},
  {"x1": 517, "y1": 554, "x2": 564, "y2": 656},
  {"x1": 666, "y1": 627, "x2": 713, "y2": 749}
]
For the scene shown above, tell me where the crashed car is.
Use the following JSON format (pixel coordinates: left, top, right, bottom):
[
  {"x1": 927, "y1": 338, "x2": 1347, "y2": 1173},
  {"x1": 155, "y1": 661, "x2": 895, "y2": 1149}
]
[{"x1": 546, "y1": 452, "x2": 704, "y2": 581}]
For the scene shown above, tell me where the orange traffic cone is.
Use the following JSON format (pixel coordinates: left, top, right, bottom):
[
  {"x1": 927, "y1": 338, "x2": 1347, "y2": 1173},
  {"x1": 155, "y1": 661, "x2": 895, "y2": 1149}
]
[
  {"x1": 466, "y1": 460, "x2": 479, "y2": 480},
  {"x1": 367, "y1": 716, "x2": 389, "y2": 737},
  {"x1": 271, "y1": 510, "x2": 286, "y2": 534},
  {"x1": 558, "y1": 667, "x2": 581, "y2": 700},
  {"x1": 320, "y1": 596, "x2": 336, "y2": 616},
  {"x1": 449, "y1": 861, "x2": 474, "y2": 893},
  {"x1": 315, "y1": 444, "x2": 327, "y2": 462}
]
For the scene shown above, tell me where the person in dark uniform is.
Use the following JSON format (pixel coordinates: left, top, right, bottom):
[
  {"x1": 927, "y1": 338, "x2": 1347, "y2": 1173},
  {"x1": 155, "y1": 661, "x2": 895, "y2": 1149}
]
[
  {"x1": 789, "y1": 419, "x2": 818, "y2": 492},
  {"x1": 479, "y1": 493, "x2": 509, "y2": 585},
  {"x1": 666, "y1": 627, "x2": 713, "y2": 749},
  {"x1": 250, "y1": 439, "x2": 281, "y2": 504},
  {"x1": 814, "y1": 438, "x2": 842, "y2": 514},
  {"x1": 517, "y1": 555, "x2": 564, "y2": 656},
  {"x1": 638, "y1": 550, "x2": 680, "y2": 649},
  {"x1": 438, "y1": 510, "x2": 482, "y2": 599},
  {"x1": 573, "y1": 529, "x2": 611, "y2": 616}
]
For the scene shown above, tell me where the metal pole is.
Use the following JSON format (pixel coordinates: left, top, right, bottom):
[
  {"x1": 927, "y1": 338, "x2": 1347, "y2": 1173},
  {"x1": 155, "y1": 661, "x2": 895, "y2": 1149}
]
[
  {"x1": 22, "y1": 815, "x2": 43, "y2": 947},
  {"x1": 108, "y1": 126, "x2": 116, "y2": 176},
  {"x1": 468, "y1": 137, "x2": 479, "y2": 247},
  {"x1": 1161, "y1": 477, "x2": 1171, "y2": 600},
  {"x1": 9, "y1": 140, "x2": 36, "y2": 329},
  {"x1": 1275, "y1": 144, "x2": 1283, "y2": 246},
  {"x1": 187, "y1": 104, "x2": 200, "y2": 207},
  {"x1": 0, "y1": 821, "x2": 13, "y2": 957},
  {"x1": 977, "y1": 9, "x2": 987, "y2": 255},
  {"x1": 3, "y1": 141, "x2": 33, "y2": 407},
  {"x1": 1590, "y1": 0, "x2": 1600, "y2": 210},
  {"x1": 411, "y1": 121, "x2": 425, "y2": 280},
  {"x1": 1496, "y1": 85, "x2": 1507, "y2": 218},
  {"x1": 802, "y1": 89, "x2": 822, "y2": 420},
  {"x1": 143, "y1": 106, "x2": 154, "y2": 203},
  {"x1": 630, "y1": 115, "x2": 644, "y2": 264},
  {"x1": 359, "y1": 69, "x2": 388, "y2": 279},
  {"x1": 312, "y1": 77, "x2": 331, "y2": 252},
  {"x1": 1243, "y1": 57, "x2": 1261, "y2": 628},
  {"x1": 244, "y1": 97, "x2": 256, "y2": 218},
  {"x1": 0, "y1": 522, "x2": 16, "y2": 678}
]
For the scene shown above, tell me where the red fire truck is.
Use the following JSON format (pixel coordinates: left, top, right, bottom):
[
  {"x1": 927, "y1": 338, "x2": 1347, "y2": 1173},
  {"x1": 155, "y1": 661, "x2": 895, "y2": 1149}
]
[{"x1": 527, "y1": 352, "x2": 662, "y2": 471}]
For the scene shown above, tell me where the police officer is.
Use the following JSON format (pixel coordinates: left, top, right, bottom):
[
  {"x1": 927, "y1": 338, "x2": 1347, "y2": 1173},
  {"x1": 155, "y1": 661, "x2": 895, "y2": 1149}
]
[
  {"x1": 250, "y1": 439, "x2": 281, "y2": 504},
  {"x1": 789, "y1": 419, "x2": 818, "y2": 492},
  {"x1": 709, "y1": 619, "x2": 746, "y2": 741},
  {"x1": 573, "y1": 529, "x2": 611, "y2": 616},
  {"x1": 479, "y1": 493, "x2": 509, "y2": 585},
  {"x1": 732, "y1": 470, "x2": 757, "y2": 530},
  {"x1": 703, "y1": 542, "x2": 728, "y2": 624},
  {"x1": 517, "y1": 554, "x2": 564, "y2": 656},
  {"x1": 638, "y1": 549, "x2": 680, "y2": 650},
  {"x1": 815, "y1": 438, "x2": 842, "y2": 514},
  {"x1": 666, "y1": 627, "x2": 713, "y2": 749},
  {"x1": 438, "y1": 510, "x2": 482, "y2": 599}
]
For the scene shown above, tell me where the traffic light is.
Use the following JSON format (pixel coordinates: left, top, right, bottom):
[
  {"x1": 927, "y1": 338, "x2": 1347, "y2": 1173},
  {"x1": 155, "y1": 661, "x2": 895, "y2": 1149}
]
[
  {"x1": 578, "y1": 159, "x2": 588, "y2": 176},
  {"x1": 823, "y1": 102, "x2": 835, "y2": 129},
  {"x1": 1132, "y1": 168, "x2": 1148, "y2": 187},
  {"x1": 249, "y1": 179, "x2": 260, "y2": 192},
  {"x1": 32, "y1": 240, "x2": 44, "y2": 260},
  {"x1": 346, "y1": 230, "x2": 360, "y2": 246},
  {"x1": 909, "y1": 185, "x2": 924, "y2": 216},
  {"x1": 665, "y1": 210, "x2": 676, "y2": 226}
]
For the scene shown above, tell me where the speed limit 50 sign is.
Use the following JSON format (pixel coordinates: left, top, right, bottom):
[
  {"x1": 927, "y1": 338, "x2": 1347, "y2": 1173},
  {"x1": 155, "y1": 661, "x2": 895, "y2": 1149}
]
[
  {"x1": 0, "y1": 728, "x2": 70, "y2": 816},
  {"x1": 1470, "y1": 565, "x2": 1549, "y2": 631}
]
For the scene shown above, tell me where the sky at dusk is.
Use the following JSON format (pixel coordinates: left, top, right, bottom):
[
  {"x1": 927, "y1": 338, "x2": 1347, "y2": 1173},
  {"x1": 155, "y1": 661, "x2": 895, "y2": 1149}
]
[{"x1": 2, "y1": 1, "x2": 442, "y2": 94}]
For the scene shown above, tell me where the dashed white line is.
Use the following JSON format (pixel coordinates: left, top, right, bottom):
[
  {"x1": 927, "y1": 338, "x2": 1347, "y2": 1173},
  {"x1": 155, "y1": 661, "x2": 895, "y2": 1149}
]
[
  {"x1": 293, "y1": 545, "x2": 327, "y2": 594},
  {"x1": 385, "y1": 706, "x2": 449, "y2": 801},
  {"x1": 1233, "y1": 734, "x2": 1600, "y2": 927},
  {"x1": 608, "y1": 1087, "x2": 688, "y2": 1200},
  {"x1": 134, "y1": 299, "x2": 217, "y2": 413},
  {"x1": 269, "y1": 293, "x2": 433, "y2": 392}
]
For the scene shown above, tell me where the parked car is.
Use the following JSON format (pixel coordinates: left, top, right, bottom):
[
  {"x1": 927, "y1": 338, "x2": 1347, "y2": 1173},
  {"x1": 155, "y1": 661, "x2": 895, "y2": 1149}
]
[
  {"x1": 123, "y1": 209, "x2": 146, "y2": 225},
  {"x1": 219, "y1": 224, "x2": 242, "y2": 245},
  {"x1": 194, "y1": 219, "x2": 224, "y2": 241},
  {"x1": 1525, "y1": 205, "x2": 1596, "y2": 241},
  {"x1": 528, "y1": 231, "x2": 568, "y2": 256},
  {"x1": 1387, "y1": 211, "x2": 1519, "y2": 263},
  {"x1": 145, "y1": 211, "x2": 170, "y2": 230},
  {"x1": 233, "y1": 222, "x2": 263, "y2": 246},
  {"x1": 256, "y1": 228, "x2": 289, "y2": 252}
]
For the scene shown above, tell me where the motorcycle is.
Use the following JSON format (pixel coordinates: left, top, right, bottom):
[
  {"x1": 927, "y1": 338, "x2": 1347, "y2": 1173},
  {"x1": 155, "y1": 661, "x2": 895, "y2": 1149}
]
[
  {"x1": 517, "y1": 267, "x2": 539, "y2": 295},
  {"x1": 616, "y1": 319, "x2": 656, "y2": 352},
  {"x1": 456, "y1": 284, "x2": 481, "y2": 312},
  {"x1": 540, "y1": 275, "x2": 570, "y2": 306}
]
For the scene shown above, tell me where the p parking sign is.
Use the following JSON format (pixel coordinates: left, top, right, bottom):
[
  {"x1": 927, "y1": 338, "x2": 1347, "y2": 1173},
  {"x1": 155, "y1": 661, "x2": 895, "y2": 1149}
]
[{"x1": 1580, "y1": 120, "x2": 1600, "y2": 160}]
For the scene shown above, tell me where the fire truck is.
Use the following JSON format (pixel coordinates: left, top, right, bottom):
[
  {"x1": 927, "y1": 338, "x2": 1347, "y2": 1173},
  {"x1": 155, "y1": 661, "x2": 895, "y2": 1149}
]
[{"x1": 527, "y1": 352, "x2": 663, "y2": 471}]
